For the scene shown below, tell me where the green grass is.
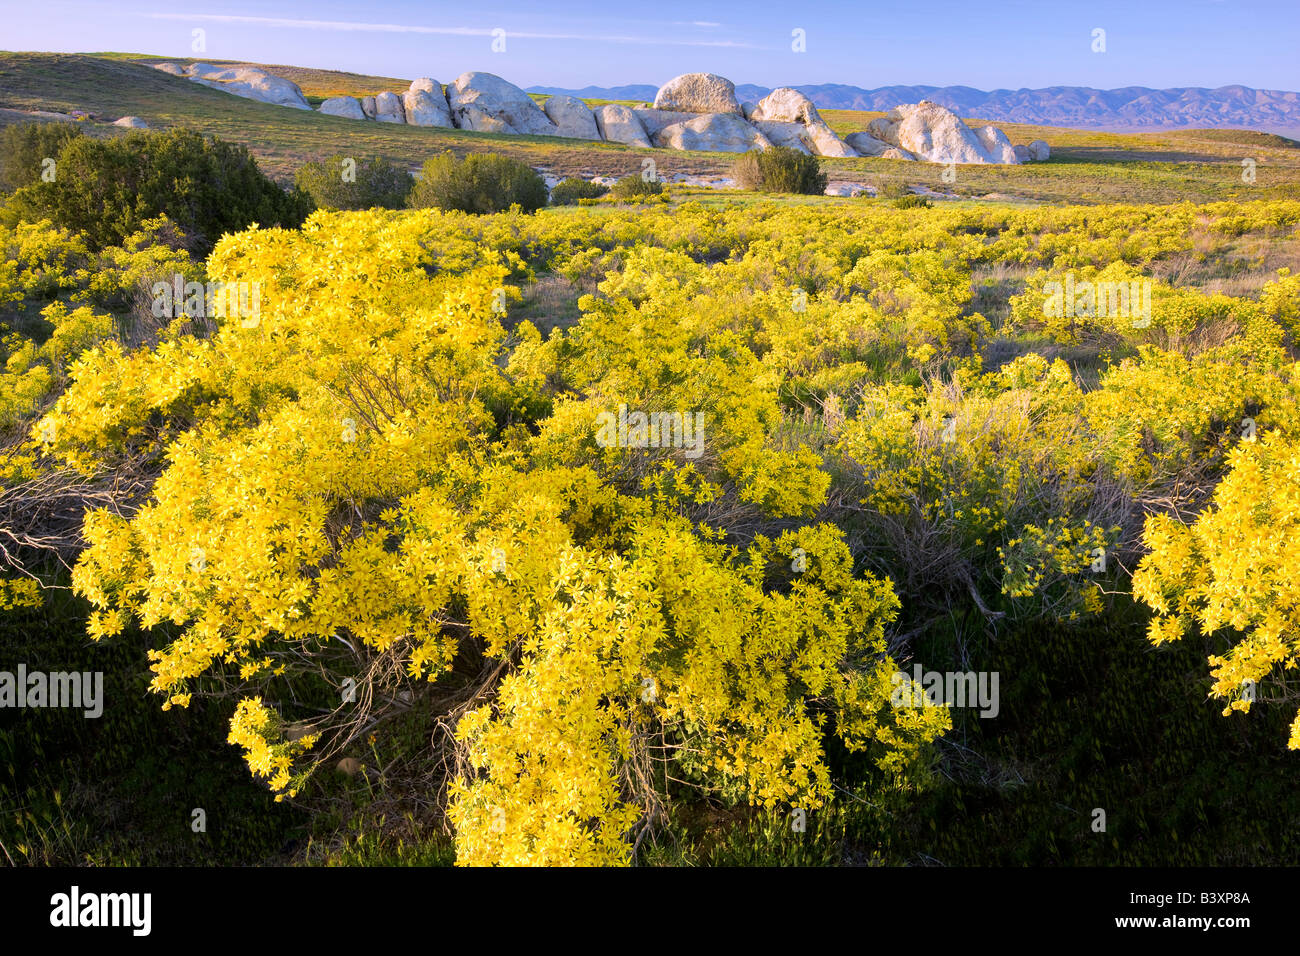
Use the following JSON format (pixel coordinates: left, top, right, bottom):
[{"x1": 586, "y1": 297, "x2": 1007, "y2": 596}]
[
  {"x1": 0, "y1": 591, "x2": 305, "y2": 865},
  {"x1": 882, "y1": 611, "x2": 1300, "y2": 865},
  {"x1": 635, "y1": 612, "x2": 1300, "y2": 866},
  {"x1": 1, "y1": 53, "x2": 1298, "y2": 203}
]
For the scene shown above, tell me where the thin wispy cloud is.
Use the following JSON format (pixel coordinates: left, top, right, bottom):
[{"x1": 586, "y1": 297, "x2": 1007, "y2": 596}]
[{"x1": 142, "y1": 13, "x2": 761, "y2": 48}]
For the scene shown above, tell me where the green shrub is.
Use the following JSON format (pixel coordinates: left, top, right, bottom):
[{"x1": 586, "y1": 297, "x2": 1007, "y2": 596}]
[
  {"x1": 874, "y1": 181, "x2": 911, "y2": 200},
  {"x1": 550, "y1": 177, "x2": 609, "y2": 205},
  {"x1": 0, "y1": 122, "x2": 84, "y2": 193},
  {"x1": 1, "y1": 127, "x2": 311, "y2": 252},
  {"x1": 407, "y1": 152, "x2": 547, "y2": 214},
  {"x1": 294, "y1": 154, "x2": 413, "y2": 211},
  {"x1": 730, "y1": 146, "x2": 827, "y2": 195},
  {"x1": 609, "y1": 174, "x2": 664, "y2": 201},
  {"x1": 892, "y1": 194, "x2": 932, "y2": 209}
]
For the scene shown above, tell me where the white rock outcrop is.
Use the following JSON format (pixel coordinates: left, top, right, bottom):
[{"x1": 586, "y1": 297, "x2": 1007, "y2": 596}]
[
  {"x1": 974, "y1": 124, "x2": 1019, "y2": 164},
  {"x1": 542, "y1": 95, "x2": 600, "y2": 139},
  {"x1": 373, "y1": 91, "x2": 406, "y2": 123},
  {"x1": 318, "y1": 96, "x2": 367, "y2": 120},
  {"x1": 402, "y1": 81, "x2": 453, "y2": 127},
  {"x1": 845, "y1": 132, "x2": 917, "y2": 160},
  {"x1": 112, "y1": 116, "x2": 148, "y2": 128},
  {"x1": 806, "y1": 124, "x2": 858, "y2": 158},
  {"x1": 748, "y1": 88, "x2": 857, "y2": 157},
  {"x1": 652, "y1": 73, "x2": 742, "y2": 115},
  {"x1": 652, "y1": 113, "x2": 772, "y2": 152},
  {"x1": 861, "y1": 101, "x2": 1016, "y2": 164},
  {"x1": 455, "y1": 108, "x2": 513, "y2": 133},
  {"x1": 593, "y1": 104, "x2": 652, "y2": 147},
  {"x1": 448, "y1": 72, "x2": 557, "y2": 135},
  {"x1": 149, "y1": 61, "x2": 1037, "y2": 164},
  {"x1": 749, "y1": 87, "x2": 820, "y2": 125},
  {"x1": 751, "y1": 121, "x2": 814, "y2": 153},
  {"x1": 192, "y1": 66, "x2": 311, "y2": 109},
  {"x1": 879, "y1": 146, "x2": 916, "y2": 160},
  {"x1": 634, "y1": 108, "x2": 698, "y2": 139}
]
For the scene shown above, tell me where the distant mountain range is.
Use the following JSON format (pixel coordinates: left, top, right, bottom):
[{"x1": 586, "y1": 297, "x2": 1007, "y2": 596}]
[{"x1": 526, "y1": 83, "x2": 1300, "y2": 137}]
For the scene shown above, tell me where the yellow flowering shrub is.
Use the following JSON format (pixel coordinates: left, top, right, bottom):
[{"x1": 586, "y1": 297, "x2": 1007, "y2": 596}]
[
  {"x1": 0, "y1": 576, "x2": 43, "y2": 610},
  {"x1": 47, "y1": 207, "x2": 947, "y2": 865},
  {"x1": 23, "y1": 193, "x2": 1300, "y2": 862},
  {"x1": 1133, "y1": 428, "x2": 1300, "y2": 749}
]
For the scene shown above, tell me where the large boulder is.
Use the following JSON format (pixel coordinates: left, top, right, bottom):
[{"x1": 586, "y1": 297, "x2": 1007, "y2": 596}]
[
  {"x1": 152, "y1": 62, "x2": 186, "y2": 76},
  {"x1": 652, "y1": 113, "x2": 772, "y2": 153},
  {"x1": 373, "y1": 91, "x2": 406, "y2": 124},
  {"x1": 186, "y1": 62, "x2": 221, "y2": 78},
  {"x1": 974, "y1": 124, "x2": 1019, "y2": 164},
  {"x1": 867, "y1": 114, "x2": 902, "y2": 144},
  {"x1": 360, "y1": 96, "x2": 377, "y2": 119},
  {"x1": 750, "y1": 121, "x2": 814, "y2": 154},
  {"x1": 1012, "y1": 144, "x2": 1032, "y2": 163},
  {"x1": 318, "y1": 96, "x2": 367, "y2": 120},
  {"x1": 837, "y1": 132, "x2": 909, "y2": 159},
  {"x1": 749, "y1": 87, "x2": 821, "y2": 125},
  {"x1": 652, "y1": 73, "x2": 741, "y2": 115},
  {"x1": 593, "y1": 104, "x2": 651, "y2": 147},
  {"x1": 845, "y1": 132, "x2": 917, "y2": 160},
  {"x1": 805, "y1": 124, "x2": 858, "y2": 158},
  {"x1": 112, "y1": 116, "x2": 148, "y2": 128},
  {"x1": 542, "y1": 95, "x2": 600, "y2": 139},
  {"x1": 1028, "y1": 139, "x2": 1051, "y2": 161},
  {"x1": 868, "y1": 101, "x2": 1001, "y2": 164},
  {"x1": 880, "y1": 147, "x2": 916, "y2": 161},
  {"x1": 455, "y1": 108, "x2": 513, "y2": 133},
  {"x1": 402, "y1": 82, "x2": 453, "y2": 127},
  {"x1": 749, "y1": 88, "x2": 857, "y2": 156},
  {"x1": 633, "y1": 108, "x2": 698, "y2": 139},
  {"x1": 447, "y1": 72, "x2": 557, "y2": 135},
  {"x1": 193, "y1": 66, "x2": 311, "y2": 110}
]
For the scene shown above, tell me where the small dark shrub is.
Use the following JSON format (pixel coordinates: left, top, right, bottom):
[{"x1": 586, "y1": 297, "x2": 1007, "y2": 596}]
[
  {"x1": 610, "y1": 174, "x2": 664, "y2": 201},
  {"x1": 407, "y1": 152, "x2": 547, "y2": 214},
  {"x1": 550, "y1": 177, "x2": 609, "y2": 205},
  {"x1": 295, "y1": 155, "x2": 413, "y2": 211},
  {"x1": 730, "y1": 146, "x2": 827, "y2": 194},
  {"x1": 874, "y1": 181, "x2": 911, "y2": 200}
]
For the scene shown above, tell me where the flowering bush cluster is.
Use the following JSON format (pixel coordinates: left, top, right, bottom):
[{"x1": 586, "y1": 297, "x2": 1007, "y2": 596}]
[{"x1": 4, "y1": 194, "x2": 1299, "y2": 863}]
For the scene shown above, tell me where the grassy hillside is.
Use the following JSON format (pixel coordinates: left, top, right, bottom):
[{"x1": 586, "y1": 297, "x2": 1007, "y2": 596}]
[
  {"x1": 1, "y1": 52, "x2": 1299, "y2": 204},
  {"x1": 91, "y1": 51, "x2": 415, "y2": 100}
]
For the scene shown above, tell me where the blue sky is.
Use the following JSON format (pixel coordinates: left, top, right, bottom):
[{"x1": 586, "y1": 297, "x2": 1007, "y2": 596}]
[{"x1": 5, "y1": 0, "x2": 1298, "y2": 91}]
